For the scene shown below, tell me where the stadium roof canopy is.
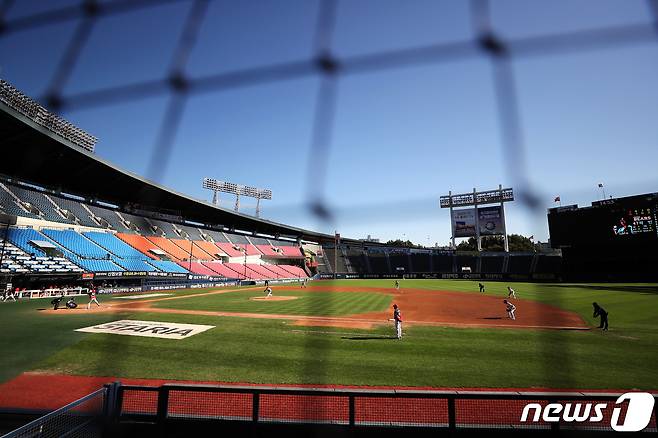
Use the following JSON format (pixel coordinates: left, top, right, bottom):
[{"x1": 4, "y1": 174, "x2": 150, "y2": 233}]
[{"x1": 0, "y1": 100, "x2": 337, "y2": 243}]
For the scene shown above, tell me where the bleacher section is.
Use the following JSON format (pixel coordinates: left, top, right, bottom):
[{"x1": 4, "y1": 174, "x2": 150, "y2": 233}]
[
  {"x1": 0, "y1": 184, "x2": 39, "y2": 218},
  {"x1": 5, "y1": 184, "x2": 65, "y2": 224},
  {"x1": 535, "y1": 255, "x2": 562, "y2": 275},
  {"x1": 121, "y1": 213, "x2": 155, "y2": 235},
  {"x1": 203, "y1": 262, "x2": 245, "y2": 279},
  {"x1": 150, "y1": 260, "x2": 188, "y2": 273},
  {"x1": 216, "y1": 243, "x2": 244, "y2": 257},
  {"x1": 50, "y1": 196, "x2": 98, "y2": 227},
  {"x1": 148, "y1": 219, "x2": 181, "y2": 238},
  {"x1": 410, "y1": 253, "x2": 431, "y2": 272},
  {"x1": 368, "y1": 252, "x2": 390, "y2": 274},
  {"x1": 480, "y1": 255, "x2": 505, "y2": 273},
  {"x1": 194, "y1": 241, "x2": 226, "y2": 259},
  {"x1": 147, "y1": 236, "x2": 191, "y2": 260},
  {"x1": 86, "y1": 205, "x2": 127, "y2": 231},
  {"x1": 227, "y1": 234, "x2": 250, "y2": 244},
  {"x1": 42, "y1": 229, "x2": 110, "y2": 259},
  {"x1": 507, "y1": 255, "x2": 533, "y2": 275}
]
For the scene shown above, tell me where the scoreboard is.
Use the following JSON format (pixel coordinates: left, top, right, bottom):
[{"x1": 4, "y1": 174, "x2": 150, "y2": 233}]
[{"x1": 549, "y1": 193, "x2": 658, "y2": 248}]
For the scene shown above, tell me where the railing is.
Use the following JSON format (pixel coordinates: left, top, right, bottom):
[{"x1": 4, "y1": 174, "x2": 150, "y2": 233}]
[
  {"x1": 113, "y1": 383, "x2": 658, "y2": 433},
  {"x1": 0, "y1": 80, "x2": 97, "y2": 153},
  {"x1": 1, "y1": 387, "x2": 108, "y2": 438}
]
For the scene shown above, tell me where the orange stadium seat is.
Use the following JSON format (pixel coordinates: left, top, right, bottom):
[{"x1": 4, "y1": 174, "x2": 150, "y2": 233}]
[
  {"x1": 194, "y1": 240, "x2": 228, "y2": 259},
  {"x1": 171, "y1": 239, "x2": 214, "y2": 260},
  {"x1": 116, "y1": 233, "x2": 160, "y2": 259},
  {"x1": 147, "y1": 236, "x2": 190, "y2": 260}
]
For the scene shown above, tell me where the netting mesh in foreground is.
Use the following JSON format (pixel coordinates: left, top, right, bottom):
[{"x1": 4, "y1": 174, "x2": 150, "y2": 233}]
[{"x1": 2, "y1": 387, "x2": 106, "y2": 438}]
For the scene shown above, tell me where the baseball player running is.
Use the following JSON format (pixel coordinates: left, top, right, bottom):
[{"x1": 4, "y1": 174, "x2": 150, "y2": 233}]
[
  {"x1": 264, "y1": 286, "x2": 273, "y2": 297},
  {"x1": 478, "y1": 283, "x2": 485, "y2": 293},
  {"x1": 391, "y1": 303, "x2": 403, "y2": 339},
  {"x1": 504, "y1": 299, "x2": 516, "y2": 320},
  {"x1": 507, "y1": 286, "x2": 517, "y2": 299},
  {"x1": 394, "y1": 280, "x2": 400, "y2": 291}
]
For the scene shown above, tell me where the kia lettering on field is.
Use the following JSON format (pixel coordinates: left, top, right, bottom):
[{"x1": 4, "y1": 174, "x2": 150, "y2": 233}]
[
  {"x1": 521, "y1": 392, "x2": 655, "y2": 432},
  {"x1": 76, "y1": 320, "x2": 215, "y2": 339}
]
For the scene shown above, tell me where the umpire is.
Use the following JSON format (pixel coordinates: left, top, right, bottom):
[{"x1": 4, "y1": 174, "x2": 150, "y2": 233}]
[{"x1": 592, "y1": 302, "x2": 609, "y2": 331}]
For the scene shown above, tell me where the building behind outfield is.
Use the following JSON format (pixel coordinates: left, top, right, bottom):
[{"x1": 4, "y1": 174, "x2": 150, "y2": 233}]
[{"x1": 548, "y1": 193, "x2": 658, "y2": 281}]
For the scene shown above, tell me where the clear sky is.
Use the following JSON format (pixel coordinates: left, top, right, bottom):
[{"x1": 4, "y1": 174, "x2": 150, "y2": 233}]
[{"x1": 1, "y1": 0, "x2": 657, "y2": 246}]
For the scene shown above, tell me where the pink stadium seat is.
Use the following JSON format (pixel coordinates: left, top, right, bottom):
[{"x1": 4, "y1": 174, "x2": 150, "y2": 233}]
[
  {"x1": 238, "y1": 244, "x2": 261, "y2": 256},
  {"x1": 216, "y1": 243, "x2": 245, "y2": 258},
  {"x1": 178, "y1": 261, "x2": 222, "y2": 276},
  {"x1": 255, "y1": 245, "x2": 283, "y2": 257},
  {"x1": 202, "y1": 261, "x2": 245, "y2": 279},
  {"x1": 280, "y1": 265, "x2": 308, "y2": 278},
  {"x1": 224, "y1": 263, "x2": 256, "y2": 279},
  {"x1": 278, "y1": 246, "x2": 303, "y2": 258},
  {"x1": 262, "y1": 264, "x2": 295, "y2": 278}
]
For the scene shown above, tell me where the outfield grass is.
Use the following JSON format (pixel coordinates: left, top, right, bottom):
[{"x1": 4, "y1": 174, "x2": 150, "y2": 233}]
[
  {"x1": 152, "y1": 289, "x2": 392, "y2": 316},
  {"x1": 1, "y1": 280, "x2": 657, "y2": 389}
]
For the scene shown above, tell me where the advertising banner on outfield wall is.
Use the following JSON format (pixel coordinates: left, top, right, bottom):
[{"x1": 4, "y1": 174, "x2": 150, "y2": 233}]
[
  {"x1": 452, "y1": 208, "x2": 476, "y2": 237},
  {"x1": 478, "y1": 206, "x2": 505, "y2": 235}
]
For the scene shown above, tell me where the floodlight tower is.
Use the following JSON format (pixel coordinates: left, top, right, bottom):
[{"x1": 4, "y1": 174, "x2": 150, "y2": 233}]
[{"x1": 203, "y1": 178, "x2": 272, "y2": 217}]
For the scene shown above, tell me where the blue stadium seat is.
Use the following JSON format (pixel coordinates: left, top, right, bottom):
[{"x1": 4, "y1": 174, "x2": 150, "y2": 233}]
[
  {"x1": 84, "y1": 231, "x2": 151, "y2": 260},
  {"x1": 42, "y1": 229, "x2": 110, "y2": 258},
  {"x1": 150, "y1": 260, "x2": 189, "y2": 273},
  {"x1": 72, "y1": 258, "x2": 123, "y2": 272},
  {"x1": 112, "y1": 257, "x2": 157, "y2": 272}
]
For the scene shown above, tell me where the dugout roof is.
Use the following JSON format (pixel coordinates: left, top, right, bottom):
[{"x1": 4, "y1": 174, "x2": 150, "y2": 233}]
[{"x1": 0, "y1": 101, "x2": 338, "y2": 243}]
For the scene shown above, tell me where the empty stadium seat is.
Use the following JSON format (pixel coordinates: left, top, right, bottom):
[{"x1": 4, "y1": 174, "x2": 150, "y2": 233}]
[
  {"x1": 42, "y1": 229, "x2": 110, "y2": 259},
  {"x1": 149, "y1": 260, "x2": 188, "y2": 273}
]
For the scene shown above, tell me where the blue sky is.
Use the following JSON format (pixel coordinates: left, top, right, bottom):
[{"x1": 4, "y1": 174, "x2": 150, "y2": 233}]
[{"x1": 1, "y1": 0, "x2": 657, "y2": 245}]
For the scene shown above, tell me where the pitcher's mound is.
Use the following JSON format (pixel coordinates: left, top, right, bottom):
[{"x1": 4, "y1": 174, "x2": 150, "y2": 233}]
[{"x1": 250, "y1": 296, "x2": 298, "y2": 302}]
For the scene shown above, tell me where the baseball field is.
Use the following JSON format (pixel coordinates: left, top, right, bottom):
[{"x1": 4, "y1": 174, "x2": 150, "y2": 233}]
[{"x1": 1, "y1": 279, "x2": 657, "y2": 410}]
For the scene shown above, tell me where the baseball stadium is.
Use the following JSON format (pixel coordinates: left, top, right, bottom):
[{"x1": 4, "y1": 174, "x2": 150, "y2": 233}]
[{"x1": 1, "y1": 2, "x2": 658, "y2": 437}]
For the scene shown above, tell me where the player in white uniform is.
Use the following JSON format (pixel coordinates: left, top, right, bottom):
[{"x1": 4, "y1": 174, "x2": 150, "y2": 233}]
[
  {"x1": 394, "y1": 280, "x2": 400, "y2": 291},
  {"x1": 504, "y1": 299, "x2": 516, "y2": 320},
  {"x1": 507, "y1": 286, "x2": 517, "y2": 299},
  {"x1": 87, "y1": 288, "x2": 100, "y2": 309},
  {"x1": 265, "y1": 286, "x2": 272, "y2": 297},
  {"x1": 392, "y1": 304, "x2": 403, "y2": 339}
]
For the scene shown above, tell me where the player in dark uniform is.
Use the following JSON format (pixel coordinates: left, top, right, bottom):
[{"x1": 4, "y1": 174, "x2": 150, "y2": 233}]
[
  {"x1": 592, "y1": 302, "x2": 608, "y2": 331},
  {"x1": 51, "y1": 292, "x2": 64, "y2": 310},
  {"x1": 478, "y1": 283, "x2": 485, "y2": 293}
]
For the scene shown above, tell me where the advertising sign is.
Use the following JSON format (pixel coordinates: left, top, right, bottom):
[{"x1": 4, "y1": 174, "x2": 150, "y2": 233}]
[
  {"x1": 478, "y1": 206, "x2": 504, "y2": 235},
  {"x1": 452, "y1": 208, "x2": 476, "y2": 238}
]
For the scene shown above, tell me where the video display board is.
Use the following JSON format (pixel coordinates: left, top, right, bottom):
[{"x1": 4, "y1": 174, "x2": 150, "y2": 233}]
[{"x1": 548, "y1": 194, "x2": 658, "y2": 248}]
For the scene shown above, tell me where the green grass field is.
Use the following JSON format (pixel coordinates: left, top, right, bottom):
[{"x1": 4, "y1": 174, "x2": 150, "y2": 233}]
[{"x1": 1, "y1": 279, "x2": 657, "y2": 390}]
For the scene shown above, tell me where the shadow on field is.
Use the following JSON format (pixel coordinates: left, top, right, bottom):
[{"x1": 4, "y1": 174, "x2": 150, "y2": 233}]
[
  {"x1": 482, "y1": 317, "x2": 503, "y2": 320},
  {"x1": 341, "y1": 335, "x2": 397, "y2": 341},
  {"x1": 543, "y1": 284, "x2": 658, "y2": 295}
]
